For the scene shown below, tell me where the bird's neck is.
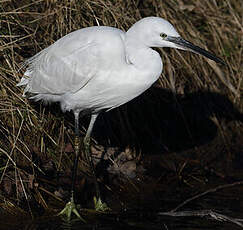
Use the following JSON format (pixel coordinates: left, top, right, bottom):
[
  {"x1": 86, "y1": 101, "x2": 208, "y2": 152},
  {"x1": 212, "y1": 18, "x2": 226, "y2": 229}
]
[{"x1": 124, "y1": 36, "x2": 163, "y2": 79}]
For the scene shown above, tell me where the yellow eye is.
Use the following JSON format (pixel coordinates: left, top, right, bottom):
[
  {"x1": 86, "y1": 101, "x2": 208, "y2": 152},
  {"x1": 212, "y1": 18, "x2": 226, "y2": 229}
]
[{"x1": 160, "y1": 33, "x2": 167, "y2": 39}]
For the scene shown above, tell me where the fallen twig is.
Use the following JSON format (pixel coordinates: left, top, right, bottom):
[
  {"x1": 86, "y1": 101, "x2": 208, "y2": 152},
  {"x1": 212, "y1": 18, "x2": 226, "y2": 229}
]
[
  {"x1": 159, "y1": 209, "x2": 243, "y2": 228},
  {"x1": 171, "y1": 181, "x2": 243, "y2": 212},
  {"x1": 158, "y1": 181, "x2": 243, "y2": 228}
]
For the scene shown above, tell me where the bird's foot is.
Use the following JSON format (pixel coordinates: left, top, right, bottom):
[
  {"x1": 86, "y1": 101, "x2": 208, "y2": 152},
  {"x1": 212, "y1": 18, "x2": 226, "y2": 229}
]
[
  {"x1": 58, "y1": 200, "x2": 85, "y2": 222},
  {"x1": 94, "y1": 196, "x2": 111, "y2": 212}
]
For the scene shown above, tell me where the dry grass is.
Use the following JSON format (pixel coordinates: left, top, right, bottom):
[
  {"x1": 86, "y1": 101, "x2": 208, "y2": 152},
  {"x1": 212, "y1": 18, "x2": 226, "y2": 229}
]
[{"x1": 0, "y1": 0, "x2": 242, "y2": 216}]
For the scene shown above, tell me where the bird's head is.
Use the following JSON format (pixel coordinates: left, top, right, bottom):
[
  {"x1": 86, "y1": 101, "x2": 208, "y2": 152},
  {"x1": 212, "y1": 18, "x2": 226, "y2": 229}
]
[{"x1": 127, "y1": 17, "x2": 225, "y2": 64}]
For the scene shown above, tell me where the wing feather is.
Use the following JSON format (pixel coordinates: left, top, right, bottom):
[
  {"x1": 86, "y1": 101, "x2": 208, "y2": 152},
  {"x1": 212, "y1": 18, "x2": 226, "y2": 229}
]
[{"x1": 21, "y1": 29, "x2": 101, "y2": 94}]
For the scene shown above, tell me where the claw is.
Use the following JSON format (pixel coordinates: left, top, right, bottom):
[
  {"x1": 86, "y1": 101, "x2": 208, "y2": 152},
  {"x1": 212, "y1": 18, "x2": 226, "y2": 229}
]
[
  {"x1": 94, "y1": 197, "x2": 111, "y2": 212},
  {"x1": 58, "y1": 200, "x2": 86, "y2": 222}
]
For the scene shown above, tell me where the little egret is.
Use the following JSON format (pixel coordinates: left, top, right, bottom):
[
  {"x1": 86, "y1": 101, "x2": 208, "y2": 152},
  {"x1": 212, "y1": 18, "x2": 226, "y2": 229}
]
[{"x1": 17, "y1": 17, "x2": 224, "y2": 220}]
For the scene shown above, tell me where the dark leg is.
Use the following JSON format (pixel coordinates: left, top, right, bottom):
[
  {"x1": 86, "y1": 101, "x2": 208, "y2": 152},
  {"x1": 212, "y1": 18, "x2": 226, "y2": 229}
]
[
  {"x1": 58, "y1": 112, "x2": 109, "y2": 220},
  {"x1": 71, "y1": 111, "x2": 81, "y2": 202},
  {"x1": 83, "y1": 114, "x2": 109, "y2": 211},
  {"x1": 58, "y1": 111, "x2": 84, "y2": 221}
]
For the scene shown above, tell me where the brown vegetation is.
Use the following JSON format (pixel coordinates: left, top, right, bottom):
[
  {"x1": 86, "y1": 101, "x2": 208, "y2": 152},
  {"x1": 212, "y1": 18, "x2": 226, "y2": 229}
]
[{"x1": 0, "y1": 0, "x2": 242, "y2": 222}]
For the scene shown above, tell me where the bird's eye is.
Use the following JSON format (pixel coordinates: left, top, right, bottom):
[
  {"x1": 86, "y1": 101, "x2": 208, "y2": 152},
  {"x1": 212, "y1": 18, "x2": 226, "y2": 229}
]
[{"x1": 160, "y1": 33, "x2": 167, "y2": 39}]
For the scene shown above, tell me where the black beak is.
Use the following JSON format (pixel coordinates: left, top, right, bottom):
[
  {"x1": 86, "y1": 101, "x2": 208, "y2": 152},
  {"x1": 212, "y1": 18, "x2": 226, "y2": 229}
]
[{"x1": 166, "y1": 36, "x2": 225, "y2": 65}]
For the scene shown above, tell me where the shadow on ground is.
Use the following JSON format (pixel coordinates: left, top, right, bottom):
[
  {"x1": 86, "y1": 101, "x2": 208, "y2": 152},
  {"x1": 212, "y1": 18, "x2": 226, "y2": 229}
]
[{"x1": 91, "y1": 87, "x2": 242, "y2": 153}]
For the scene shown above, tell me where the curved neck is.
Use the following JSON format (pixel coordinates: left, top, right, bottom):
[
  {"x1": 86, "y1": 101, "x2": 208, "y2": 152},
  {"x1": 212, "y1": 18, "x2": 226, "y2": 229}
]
[{"x1": 124, "y1": 35, "x2": 163, "y2": 78}]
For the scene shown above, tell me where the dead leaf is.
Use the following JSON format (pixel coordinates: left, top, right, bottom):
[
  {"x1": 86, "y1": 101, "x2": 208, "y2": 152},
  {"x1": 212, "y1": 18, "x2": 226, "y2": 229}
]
[
  {"x1": 179, "y1": 3, "x2": 195, "y2": 12},
  {"x1": 64, "y1": 143, "x2": 74, "y2": 153}
]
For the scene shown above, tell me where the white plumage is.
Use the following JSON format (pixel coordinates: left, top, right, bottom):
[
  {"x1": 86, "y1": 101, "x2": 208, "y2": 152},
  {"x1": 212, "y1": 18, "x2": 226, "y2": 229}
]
[
  {"x1": 18, "y1": 18, "x2": 174, "y2": 114},
  {"x1": 17, "y1": 17, "x2": 224, "y2": 219}
]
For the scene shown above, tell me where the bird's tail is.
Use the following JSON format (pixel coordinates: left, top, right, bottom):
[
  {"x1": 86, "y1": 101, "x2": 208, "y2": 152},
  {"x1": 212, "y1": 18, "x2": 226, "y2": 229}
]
[{"x1": 16, "y1": 71, "x2": 31, "y2": 96}]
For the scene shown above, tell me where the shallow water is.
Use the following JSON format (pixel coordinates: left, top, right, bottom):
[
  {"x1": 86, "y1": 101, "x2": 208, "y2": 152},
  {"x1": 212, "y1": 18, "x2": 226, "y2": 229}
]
[{"x1": 1, "y1": 208, "x2": 241, "y2": 230}]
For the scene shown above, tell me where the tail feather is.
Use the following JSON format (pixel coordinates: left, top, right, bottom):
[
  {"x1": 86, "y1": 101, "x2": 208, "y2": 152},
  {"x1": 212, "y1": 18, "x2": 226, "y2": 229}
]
[{"x1": 16, "y1": 77, "x2": 29, "y2": 87}]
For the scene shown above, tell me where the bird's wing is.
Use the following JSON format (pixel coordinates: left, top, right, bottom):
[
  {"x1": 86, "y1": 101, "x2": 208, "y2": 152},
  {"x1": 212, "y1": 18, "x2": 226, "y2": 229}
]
[{"x1": 22, "y1": 30, "x2": 104, "y2": 95}]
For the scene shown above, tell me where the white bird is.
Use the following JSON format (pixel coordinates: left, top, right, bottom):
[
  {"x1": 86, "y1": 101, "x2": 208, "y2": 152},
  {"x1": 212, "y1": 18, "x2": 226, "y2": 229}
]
[{"x1": 17, "y1": 17, "x2": 224, "y2": 220}]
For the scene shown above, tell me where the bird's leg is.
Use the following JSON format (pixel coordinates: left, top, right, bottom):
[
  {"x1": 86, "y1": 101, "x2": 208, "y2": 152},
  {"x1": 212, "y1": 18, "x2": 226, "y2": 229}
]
[
  {"x1": 84, "y1": 114, "x2": 110, "y2": 212},
  {"x1": 58, "y1": 111, "x2": 85, "y2": 221},
  {"x1": 83, "y1": 114, "x2": 100, "y2": 198}
]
